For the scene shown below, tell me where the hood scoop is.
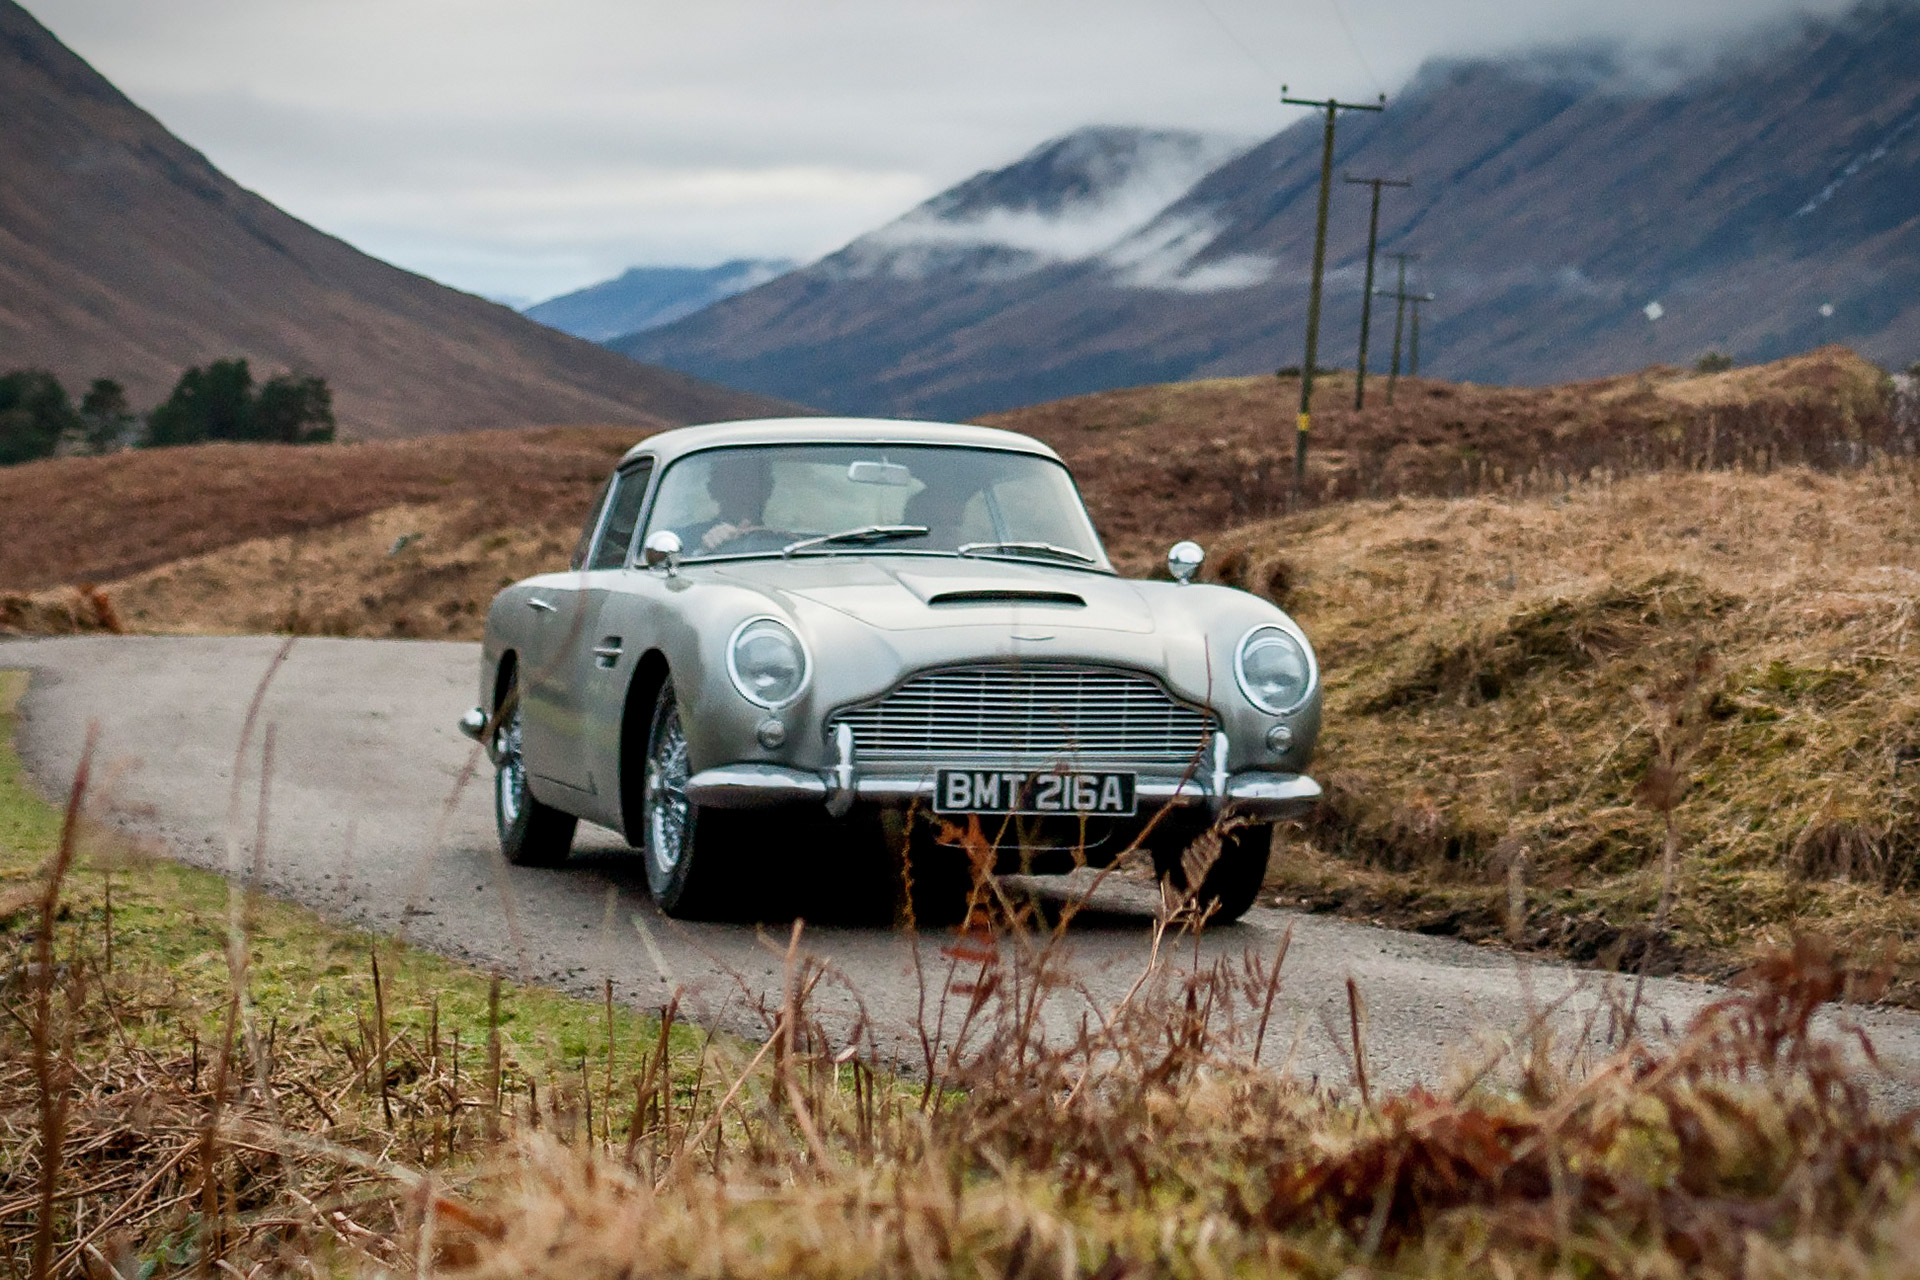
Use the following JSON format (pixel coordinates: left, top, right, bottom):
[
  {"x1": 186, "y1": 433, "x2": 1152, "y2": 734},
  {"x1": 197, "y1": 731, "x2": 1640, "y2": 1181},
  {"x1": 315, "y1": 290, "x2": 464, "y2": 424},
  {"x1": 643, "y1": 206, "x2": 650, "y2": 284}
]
[{"x1": 928, "y1": 588, "x2": 1085, "y2": 608}]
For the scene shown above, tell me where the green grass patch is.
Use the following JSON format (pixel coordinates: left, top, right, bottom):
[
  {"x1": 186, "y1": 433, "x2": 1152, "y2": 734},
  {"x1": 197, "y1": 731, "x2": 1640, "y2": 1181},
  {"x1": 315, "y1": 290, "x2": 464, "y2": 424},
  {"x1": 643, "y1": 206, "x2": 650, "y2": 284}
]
[{"x1": 0, "y1": 669, "x2": 699, "y2": 1093}]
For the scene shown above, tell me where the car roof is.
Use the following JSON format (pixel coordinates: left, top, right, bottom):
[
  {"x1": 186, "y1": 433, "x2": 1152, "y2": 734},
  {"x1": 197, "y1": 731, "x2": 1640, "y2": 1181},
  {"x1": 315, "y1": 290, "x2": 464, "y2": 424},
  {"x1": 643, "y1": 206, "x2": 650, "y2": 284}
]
[{"x1": 618, "y1": 417, "x2": 1064, "y2": 469}]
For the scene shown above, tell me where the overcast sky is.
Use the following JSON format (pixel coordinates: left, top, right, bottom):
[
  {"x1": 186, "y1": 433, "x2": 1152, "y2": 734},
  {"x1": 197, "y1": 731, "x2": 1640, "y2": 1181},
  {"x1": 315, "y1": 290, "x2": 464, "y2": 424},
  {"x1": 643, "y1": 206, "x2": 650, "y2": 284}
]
[{"x1": 26, "y1": 0, "x2": 1860, "y2": 304}]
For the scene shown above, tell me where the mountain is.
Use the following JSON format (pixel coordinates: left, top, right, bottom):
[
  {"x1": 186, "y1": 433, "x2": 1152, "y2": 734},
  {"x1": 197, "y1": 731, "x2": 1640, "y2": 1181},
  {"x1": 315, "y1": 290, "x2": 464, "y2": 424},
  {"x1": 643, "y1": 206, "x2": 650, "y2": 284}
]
[
  {"x1": 620, "y1": 2, "x2": 1920, "y2": 418},
  {"x1": 0, "y1": 1, "x2": 792, "y2": 437},
  {"x1": 525, "y1": 260, "x2": 796, "y2": 342}
]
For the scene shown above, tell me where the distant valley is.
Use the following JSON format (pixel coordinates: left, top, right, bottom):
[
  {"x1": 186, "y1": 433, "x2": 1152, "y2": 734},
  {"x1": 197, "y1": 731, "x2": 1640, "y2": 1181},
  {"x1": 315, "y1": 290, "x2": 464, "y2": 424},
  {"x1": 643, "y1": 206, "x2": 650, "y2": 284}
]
[{"x1": 523, "y1": 260, "x2": 796, "y2": 342}]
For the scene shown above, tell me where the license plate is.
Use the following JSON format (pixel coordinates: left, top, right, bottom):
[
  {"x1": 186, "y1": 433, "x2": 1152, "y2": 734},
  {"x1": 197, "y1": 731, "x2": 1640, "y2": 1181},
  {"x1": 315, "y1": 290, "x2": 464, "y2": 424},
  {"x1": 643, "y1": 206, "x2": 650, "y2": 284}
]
[{"x1": 934, "y1": 769, "x2": 1137, "y2": 817}]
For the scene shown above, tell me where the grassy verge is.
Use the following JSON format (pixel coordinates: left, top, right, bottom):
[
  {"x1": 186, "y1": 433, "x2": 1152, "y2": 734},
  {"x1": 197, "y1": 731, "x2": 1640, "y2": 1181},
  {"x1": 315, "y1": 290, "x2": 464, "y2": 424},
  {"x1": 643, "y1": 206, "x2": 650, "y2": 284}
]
[
  {"x1": 0, "y1": 669, "x2": 720, "y2": 1276},
  {"x1": 8, "y1": 673, "x2": 1920, "y2": 1276},
  {"x1": 1221, "y1": 462, "x2": 1920, "y2": 994}
]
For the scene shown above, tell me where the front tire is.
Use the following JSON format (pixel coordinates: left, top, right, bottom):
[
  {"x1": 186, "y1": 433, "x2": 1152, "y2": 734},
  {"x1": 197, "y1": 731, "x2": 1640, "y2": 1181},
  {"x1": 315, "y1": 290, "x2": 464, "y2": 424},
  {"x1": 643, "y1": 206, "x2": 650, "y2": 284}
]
[
  {"x1": 641, "y1": 684, "x2": 740, "y2": 919},
  {"x1": 494, "y1": 676, "x2": 577, "y2": 868},
  {"x1": 1152, "y1": 821, "x2": 1272, "y2": 924}
]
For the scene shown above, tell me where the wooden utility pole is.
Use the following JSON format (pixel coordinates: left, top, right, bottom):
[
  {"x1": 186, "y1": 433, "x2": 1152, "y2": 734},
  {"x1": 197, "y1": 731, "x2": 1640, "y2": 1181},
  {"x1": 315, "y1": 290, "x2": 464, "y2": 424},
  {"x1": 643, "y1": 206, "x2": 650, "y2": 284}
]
[
  {"x1": 1382, "y1": 251, "x2": 1419, "y2": 406},
  {"x1": 1281, "y1": 87, "x2": 1385, "y2": 497},
  {"x1": 1410, "y1": 292, "x2": 1434, "y2": 376},
  {"x1": 1379, "y1": 280, "x2": 1435, "y2": 395},
  {"x1": 1344, "y1": 174, "x2": 1409, "y2": 410}
]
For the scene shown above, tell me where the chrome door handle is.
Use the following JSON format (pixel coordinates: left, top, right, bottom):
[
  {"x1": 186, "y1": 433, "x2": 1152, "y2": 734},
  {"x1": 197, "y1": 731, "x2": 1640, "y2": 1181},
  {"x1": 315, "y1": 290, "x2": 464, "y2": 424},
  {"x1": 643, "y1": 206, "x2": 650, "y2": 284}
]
[
  {"x1": 526, "y1": 597, "x2": 557, "y2": 614},
  {"x1": 592, "y1": 638, "x2": 623, "y2": 668}
]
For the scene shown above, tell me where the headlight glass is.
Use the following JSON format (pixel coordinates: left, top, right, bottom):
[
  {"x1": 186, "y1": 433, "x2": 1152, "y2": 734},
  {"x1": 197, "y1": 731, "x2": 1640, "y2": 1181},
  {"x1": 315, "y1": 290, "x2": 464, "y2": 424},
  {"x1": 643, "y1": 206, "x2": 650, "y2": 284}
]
[
  {"x1": 727, "y1": 618, "x2": 808, "y2": 708},
  {"x1": 1235, "y1": 625, "x2": 1312, "y2": 713}
]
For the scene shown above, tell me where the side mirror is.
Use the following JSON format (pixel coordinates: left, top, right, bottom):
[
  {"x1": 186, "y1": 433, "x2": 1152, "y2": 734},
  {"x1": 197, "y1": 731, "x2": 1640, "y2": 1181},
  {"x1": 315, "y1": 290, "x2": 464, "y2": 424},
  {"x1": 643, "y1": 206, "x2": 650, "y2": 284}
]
[
  {"x1": 1167, "y1": 540, "x2": 1204, "y2": 585},
  {"x1": 642, "y1": 529, "x2": 682, "y2": 575}
]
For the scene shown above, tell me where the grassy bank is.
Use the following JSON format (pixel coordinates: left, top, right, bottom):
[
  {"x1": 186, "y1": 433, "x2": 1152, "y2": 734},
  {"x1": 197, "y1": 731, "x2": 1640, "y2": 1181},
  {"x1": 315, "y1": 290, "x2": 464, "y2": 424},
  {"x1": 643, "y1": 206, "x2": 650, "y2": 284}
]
[
  {"x1": 0, "y1": 669, "x2": 716, "y2": 1276},
  {"x1": 1219, "y1": 461, "x2": 1920, "y2": 992}
]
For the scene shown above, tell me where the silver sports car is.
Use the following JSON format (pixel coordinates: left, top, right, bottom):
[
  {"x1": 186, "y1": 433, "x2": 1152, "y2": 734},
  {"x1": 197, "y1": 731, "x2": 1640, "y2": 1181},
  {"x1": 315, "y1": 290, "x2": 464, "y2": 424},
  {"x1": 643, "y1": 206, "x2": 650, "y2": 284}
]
[{"x1": 460, "y1": 417, "x2": 1322, "y2": 923}]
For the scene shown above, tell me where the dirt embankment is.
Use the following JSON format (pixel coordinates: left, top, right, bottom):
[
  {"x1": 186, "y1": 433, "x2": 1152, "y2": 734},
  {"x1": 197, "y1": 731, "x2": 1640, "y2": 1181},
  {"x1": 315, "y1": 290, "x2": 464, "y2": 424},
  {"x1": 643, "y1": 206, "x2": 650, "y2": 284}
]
[{"x1": 1216, "y1": 462, "x2": 1920, "y2": 990}]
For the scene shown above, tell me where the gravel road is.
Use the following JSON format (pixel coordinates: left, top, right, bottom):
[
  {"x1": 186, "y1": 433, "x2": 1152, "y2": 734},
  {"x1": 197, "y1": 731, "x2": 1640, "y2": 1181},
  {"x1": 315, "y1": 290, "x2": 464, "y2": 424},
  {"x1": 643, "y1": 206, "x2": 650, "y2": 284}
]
[{"x1": 8, "y1": 633, "x2": 1919, "y2": 1092}]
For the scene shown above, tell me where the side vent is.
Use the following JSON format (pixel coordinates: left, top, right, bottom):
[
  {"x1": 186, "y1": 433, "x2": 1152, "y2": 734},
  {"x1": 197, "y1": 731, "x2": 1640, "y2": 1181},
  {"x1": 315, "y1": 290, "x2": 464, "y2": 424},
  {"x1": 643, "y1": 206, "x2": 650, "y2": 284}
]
[{"x1": 927, "y1": 589, "x2": 1086, "y2": 607}]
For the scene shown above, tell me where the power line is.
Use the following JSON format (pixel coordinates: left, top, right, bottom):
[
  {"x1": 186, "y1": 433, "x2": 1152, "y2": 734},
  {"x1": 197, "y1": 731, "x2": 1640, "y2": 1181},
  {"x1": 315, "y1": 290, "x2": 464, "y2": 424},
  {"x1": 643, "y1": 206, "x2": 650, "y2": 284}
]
[
  {"x1": 1324, "y1": 0, "x2": 1386, "y2": 98},
  {"x1": 1281, "y1": 88, "x2": 1385, "y2": 497},
  {"x1": 1186, "y1": 0, "x2": 1280, "y2": 83}
]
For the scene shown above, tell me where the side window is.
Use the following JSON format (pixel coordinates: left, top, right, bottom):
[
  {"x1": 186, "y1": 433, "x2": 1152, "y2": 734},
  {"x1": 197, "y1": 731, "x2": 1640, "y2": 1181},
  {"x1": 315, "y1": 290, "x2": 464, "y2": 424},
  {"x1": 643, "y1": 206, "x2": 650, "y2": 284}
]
[
  {"x1": 570, "y1": 479, "x2": 612, "y2": 571},
  {"x1": 589, "y1": 460, "x2": 653, "y2": 571}
]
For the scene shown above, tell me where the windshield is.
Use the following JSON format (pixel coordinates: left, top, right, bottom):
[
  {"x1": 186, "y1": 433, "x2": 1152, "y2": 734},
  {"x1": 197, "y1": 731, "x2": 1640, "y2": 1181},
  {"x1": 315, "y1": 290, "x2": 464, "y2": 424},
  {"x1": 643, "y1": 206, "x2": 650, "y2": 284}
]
[{"x1": 644, "y1": 444, "x2": 1108, "y2": 568}]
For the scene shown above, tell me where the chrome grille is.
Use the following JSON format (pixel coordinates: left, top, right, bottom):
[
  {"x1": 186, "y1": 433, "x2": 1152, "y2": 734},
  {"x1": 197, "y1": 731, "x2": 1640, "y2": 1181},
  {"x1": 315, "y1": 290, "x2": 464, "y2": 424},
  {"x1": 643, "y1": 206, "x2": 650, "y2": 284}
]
[{"x1": 830, "y1": 664, "x2": 1213, "y2": 762}]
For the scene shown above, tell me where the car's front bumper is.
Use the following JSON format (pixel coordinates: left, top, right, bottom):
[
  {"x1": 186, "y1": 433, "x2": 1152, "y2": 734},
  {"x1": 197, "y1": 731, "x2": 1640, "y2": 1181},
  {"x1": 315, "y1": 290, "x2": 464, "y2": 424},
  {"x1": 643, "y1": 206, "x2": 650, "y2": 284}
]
[
  {"x1": 460, "y1": 710, "x2": 1321, "y2": 822},
  {"x1": 686, "y1": 723, "x2": 1318, "y2": 821},
  {"x1": 680, "y1": 762, "x2": 1320, "y2": 821}
]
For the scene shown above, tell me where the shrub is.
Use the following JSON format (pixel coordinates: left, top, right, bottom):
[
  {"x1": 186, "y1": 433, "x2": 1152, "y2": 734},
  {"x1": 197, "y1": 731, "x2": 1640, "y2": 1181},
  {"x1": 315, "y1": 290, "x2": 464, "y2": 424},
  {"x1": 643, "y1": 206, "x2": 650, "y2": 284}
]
[
  {"x1": 0, "y1": 369, "x2": 79, "y2": 466},
  {"x1": 1694, "y1": 351, "x2": 1734, "y2": 373},
  {"x1": 143, "y1": 359, "x2": 334, "y2": 447},
  {"x1": 76, "y1": 377, "x2": 135, "y2": 454},
  {"x1": 143, "y1": 358, "x2": 255, "y2": 446},
  {"x1": 253, "y1": 372, "x2": 336, "y2": 443}
]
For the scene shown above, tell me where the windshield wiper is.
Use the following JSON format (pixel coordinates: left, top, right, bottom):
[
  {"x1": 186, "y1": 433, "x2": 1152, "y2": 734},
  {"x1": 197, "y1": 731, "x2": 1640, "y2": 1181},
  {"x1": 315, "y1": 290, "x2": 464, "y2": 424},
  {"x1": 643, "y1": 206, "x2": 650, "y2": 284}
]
[
  {"x1": 781, "y1": 524, "x2": 929, "y2": 556},
  {"x1": 956, "y1": 540, "x2": 1097, "y2": 565}
]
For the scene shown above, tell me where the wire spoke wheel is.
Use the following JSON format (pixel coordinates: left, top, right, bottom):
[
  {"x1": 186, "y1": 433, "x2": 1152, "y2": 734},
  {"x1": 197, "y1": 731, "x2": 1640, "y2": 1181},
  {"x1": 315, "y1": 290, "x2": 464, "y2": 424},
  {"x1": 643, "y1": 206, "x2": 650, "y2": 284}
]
[
  {"x1": 492, "y1": 673, "x2": 576, "y2": 867},
  {"x1": 645, "y1": 692, "x2": 693, "y2": 890},
  {"x1": 495, "y1": 704, "x2": 528, "y2": 828}
]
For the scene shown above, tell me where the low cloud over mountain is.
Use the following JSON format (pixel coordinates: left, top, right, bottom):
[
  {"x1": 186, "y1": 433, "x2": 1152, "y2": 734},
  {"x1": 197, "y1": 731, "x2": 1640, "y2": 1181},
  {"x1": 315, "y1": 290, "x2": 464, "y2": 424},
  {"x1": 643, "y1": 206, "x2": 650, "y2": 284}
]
[
  {"x1": 818, "y1": 128, "x2": 1250, "y2": 285},
  {"x1": 620, "y1": 1, "x2": 1920, "y2": 420}
]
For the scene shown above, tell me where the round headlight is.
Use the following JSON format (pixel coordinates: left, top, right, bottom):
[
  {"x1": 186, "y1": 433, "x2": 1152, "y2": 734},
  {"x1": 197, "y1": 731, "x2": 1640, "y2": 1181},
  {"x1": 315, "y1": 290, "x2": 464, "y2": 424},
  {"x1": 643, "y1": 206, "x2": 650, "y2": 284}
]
[
  {"x1": 726, "y1": 617, "x2": 809, "y2": 709},
  {"x1": 1235, "y1": 625, "x2": 1313, "y2": 714}
]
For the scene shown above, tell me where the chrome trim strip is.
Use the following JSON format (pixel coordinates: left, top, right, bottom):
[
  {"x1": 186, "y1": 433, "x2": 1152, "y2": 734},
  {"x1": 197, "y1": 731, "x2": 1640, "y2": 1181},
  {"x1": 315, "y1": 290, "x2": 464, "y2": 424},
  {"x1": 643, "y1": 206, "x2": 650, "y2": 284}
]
[
  {"x1": 680, "y1": 762, "x2": 1321, "y2": 819},
  {"x1": 826, "y1": 722, "x2": 856, "y2": 817},
  {"x1": 686, "y1": 765, "x2": 829, "y2": 809}
]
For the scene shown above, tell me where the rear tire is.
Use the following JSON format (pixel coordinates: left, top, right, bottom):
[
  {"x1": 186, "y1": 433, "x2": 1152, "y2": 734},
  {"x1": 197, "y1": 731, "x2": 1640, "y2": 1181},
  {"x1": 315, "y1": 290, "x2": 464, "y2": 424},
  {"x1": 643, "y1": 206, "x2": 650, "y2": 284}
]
[
  {"x1": 494, "y1": 673, "x2": 577, "y2": 868},
  {"x1": 1152, "y1": 821, "x2": 1271, "y2": 924}
]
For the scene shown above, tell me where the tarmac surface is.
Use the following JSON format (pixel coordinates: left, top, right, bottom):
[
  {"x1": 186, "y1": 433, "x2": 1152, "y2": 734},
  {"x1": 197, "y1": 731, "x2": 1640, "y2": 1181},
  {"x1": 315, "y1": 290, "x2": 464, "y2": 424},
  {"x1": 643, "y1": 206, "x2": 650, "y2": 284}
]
[{"x1": 9, "y1": 633, "x2": 1920, "y2": 1092}]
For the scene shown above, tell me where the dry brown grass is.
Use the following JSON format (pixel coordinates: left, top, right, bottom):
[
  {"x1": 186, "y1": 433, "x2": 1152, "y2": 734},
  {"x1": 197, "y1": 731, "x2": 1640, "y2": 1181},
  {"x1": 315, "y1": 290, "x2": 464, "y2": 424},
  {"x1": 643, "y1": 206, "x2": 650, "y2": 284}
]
[
  {"x1": 1215, "y1": 460, "x2": 1920, "y2": 989},
  {"x1": 16, "y1": 812, "x2": 1920, "y2": 1278},
  {"x1": 0, "y1": 425, "x2": 642, "y2": 593},
  {"x1": 985, "y1": 344, "x2": 1901, "y2": 566},
  {"x1": 1, "y1": 346, "x2": 1899, "y2": 613}
]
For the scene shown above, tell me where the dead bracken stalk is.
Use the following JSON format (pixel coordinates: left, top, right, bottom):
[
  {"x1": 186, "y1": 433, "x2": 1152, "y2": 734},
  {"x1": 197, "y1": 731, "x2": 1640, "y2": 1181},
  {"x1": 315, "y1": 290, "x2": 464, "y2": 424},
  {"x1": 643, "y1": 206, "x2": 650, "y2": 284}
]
[
  {"x1": 27, "y1": 726, "x2": 93, "y2": 1280},
  {"x1": 1637, "y1": 648, "x2": 1719, "y2": 933}
]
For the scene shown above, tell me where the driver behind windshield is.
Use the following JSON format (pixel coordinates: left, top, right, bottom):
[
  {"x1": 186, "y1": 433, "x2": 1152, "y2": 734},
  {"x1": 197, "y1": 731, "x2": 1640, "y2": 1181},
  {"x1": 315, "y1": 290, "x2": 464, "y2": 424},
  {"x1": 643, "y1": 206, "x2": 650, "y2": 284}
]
[{"x1": 689, "y1": 451, "x2": 775, "y2": 551}]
